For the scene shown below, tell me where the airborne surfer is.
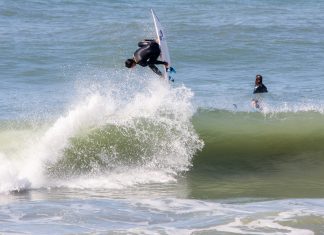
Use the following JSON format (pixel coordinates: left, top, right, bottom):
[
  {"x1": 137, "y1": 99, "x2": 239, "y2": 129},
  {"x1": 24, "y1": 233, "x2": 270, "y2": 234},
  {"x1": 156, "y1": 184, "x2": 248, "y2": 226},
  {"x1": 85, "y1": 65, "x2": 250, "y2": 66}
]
[{"x1": 125, "y1": 39, "x2": 168, "y2": 77}]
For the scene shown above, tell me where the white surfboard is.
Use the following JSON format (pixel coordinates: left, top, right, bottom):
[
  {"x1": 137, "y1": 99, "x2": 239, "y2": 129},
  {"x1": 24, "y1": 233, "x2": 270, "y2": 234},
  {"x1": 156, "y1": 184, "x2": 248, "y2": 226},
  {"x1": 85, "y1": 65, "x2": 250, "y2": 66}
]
[{"x1": 151, "y1": 9, "x2": 172, "y2": 80}]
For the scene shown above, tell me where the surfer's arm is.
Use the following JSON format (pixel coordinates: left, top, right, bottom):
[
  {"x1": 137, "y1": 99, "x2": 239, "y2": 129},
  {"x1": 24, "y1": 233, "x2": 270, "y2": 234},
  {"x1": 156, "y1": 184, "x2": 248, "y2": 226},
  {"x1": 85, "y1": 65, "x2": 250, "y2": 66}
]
[
  {"x1": 151, "y1": 60, "x2": 168, "y2": 66},
  {"x1": 147, "y1": 58, "x2": 168, "y2": 66}
]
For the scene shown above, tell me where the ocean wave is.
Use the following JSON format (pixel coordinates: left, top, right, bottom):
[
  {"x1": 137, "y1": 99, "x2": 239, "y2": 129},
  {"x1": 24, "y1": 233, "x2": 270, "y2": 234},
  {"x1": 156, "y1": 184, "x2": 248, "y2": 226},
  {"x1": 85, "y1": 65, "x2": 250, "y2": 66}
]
[
  {"x1": 0, "y1": 77, "x2": 203, "y2": 193},
  {"x1": 192, "y1": 108, "x2": 324, "y2": 172}
]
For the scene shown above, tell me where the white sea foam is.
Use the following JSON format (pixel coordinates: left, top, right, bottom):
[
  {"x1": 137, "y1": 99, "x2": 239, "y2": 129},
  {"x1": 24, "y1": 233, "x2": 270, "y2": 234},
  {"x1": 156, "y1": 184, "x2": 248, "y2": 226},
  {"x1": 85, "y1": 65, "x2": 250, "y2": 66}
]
[
  {"x1": 0, "y1": 75, "x2": 203, "y2": 193},
  {"x1": 53, "y1": 168, "x2": 176, "y2": 190},
  {"x1": 124, "y1": 198, "x2": 322, "y2": 235},
  {"x1": 214, "y1": 217, "x2": 314, "y2": 235}
]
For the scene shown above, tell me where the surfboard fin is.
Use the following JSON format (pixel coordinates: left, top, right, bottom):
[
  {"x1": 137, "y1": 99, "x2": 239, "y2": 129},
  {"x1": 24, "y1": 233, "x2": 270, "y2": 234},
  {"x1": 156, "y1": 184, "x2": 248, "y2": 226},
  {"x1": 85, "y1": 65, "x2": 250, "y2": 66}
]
[{"x1": 166, "y1": 67, "x2": 176, "y2": 74}]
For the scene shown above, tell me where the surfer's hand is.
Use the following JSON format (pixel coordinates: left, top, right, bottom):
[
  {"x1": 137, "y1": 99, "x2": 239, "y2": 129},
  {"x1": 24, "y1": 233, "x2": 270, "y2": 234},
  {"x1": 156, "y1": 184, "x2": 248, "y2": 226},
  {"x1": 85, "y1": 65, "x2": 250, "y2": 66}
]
[{"x1": 164, "y1": 62, "x2": 169, "y2": 67}]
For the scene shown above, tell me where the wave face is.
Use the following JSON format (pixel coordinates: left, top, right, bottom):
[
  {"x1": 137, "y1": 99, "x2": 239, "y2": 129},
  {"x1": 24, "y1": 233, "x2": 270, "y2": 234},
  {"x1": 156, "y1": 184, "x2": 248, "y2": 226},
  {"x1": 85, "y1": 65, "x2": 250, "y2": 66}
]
[
  {"x1": 194, "y1": 109, "x2": 324, "y2": 161},
  {"x1": 189, "y1": 109, "x2": 324, "y2": 198},
  {"x1": 0, "y1": 77, "x2": 203, "y2": 193}
]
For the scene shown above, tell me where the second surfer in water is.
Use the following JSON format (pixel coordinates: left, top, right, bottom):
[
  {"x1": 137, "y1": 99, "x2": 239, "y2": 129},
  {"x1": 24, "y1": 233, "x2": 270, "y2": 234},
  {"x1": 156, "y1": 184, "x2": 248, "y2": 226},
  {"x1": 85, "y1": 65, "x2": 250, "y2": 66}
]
[
  {"x1": 253, "y1": 74, "x2": 268, "y2": 94},
  {"x1": 125, "y1": 39, "x2": 168, "y2": 77},
  {"x1": 251, "y1": 74, "x2": 268, "y2": 111}
]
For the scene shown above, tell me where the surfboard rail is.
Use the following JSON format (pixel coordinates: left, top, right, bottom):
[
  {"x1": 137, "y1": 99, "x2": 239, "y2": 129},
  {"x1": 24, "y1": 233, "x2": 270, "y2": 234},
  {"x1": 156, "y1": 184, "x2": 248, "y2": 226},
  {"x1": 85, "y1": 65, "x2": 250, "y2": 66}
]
[{"x1": 151, "y1": 9, "x2": 173, "y2": 81}]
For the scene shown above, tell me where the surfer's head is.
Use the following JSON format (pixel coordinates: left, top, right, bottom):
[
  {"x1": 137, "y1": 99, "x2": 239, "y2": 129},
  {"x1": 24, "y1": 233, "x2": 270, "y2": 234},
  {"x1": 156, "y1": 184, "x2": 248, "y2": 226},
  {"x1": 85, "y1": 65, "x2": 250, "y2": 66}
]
[
  {"x1": 251, "y1": 99, "x2": 260, "y2": 109},
  {"x1": 255, "y1": 74, "x2": 263, "y2": 85},
  {"x1": 125, "y1": 59, "x2": 136, "y2": 68}
]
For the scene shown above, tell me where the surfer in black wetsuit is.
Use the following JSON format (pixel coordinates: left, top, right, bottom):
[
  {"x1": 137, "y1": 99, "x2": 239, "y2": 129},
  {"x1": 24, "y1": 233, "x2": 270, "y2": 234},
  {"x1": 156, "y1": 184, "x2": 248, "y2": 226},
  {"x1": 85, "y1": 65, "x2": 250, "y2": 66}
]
[
  {"x1": 253, "y1": 74, "x2": 268, "y2": 93},
  {"x1": 125, "y1": 39, "x2": 168, "y2": 76}
]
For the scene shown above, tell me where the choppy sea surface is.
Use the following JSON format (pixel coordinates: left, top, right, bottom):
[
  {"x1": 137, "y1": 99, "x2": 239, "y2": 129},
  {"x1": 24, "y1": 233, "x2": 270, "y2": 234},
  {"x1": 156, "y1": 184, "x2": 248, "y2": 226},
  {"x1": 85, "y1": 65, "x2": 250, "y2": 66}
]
[{"x1": 1, "y1": 0, "x2": 324, "y2": 234}]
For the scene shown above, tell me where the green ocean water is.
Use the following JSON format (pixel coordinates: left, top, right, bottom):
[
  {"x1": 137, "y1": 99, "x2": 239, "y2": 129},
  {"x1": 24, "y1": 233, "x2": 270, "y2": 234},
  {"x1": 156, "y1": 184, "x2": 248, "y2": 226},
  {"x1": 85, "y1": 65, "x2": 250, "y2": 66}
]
[{"x1": 1, "y1": 0, "x2": 324, "y2": 234}]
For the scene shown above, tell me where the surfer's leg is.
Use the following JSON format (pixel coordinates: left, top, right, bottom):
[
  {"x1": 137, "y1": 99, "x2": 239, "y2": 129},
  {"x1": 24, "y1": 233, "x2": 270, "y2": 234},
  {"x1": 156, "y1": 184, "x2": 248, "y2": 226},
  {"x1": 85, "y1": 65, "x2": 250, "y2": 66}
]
[{"x1": 149, "y1": 64, "x2": 162, "y2": 76}]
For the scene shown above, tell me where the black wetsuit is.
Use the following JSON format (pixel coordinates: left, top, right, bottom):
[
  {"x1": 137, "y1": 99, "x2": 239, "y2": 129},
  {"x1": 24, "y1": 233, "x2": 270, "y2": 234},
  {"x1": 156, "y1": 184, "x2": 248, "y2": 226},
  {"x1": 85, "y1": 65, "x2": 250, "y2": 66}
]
[
  {"x1": 133, "y1": 39, "x2": 166, "y2": 76},
  {"x1": 253, "y1": 84, "x2": 268, "y2": 93}
]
